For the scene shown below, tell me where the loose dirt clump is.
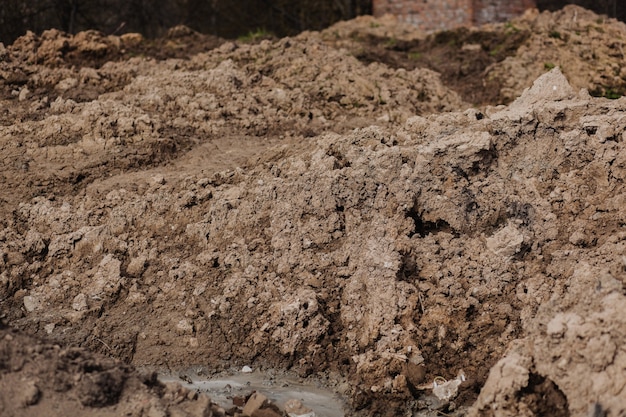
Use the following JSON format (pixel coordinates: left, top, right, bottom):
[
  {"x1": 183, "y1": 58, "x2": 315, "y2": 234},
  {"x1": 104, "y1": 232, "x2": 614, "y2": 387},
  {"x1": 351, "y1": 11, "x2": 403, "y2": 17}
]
[{"x1": 2, "y1": 5, "x2": 626, "y2": 417}]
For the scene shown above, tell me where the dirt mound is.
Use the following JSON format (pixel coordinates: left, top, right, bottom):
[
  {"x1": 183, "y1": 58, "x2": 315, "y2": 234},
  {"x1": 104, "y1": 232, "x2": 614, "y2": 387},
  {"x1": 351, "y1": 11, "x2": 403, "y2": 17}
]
[
  {"x1": 487, "y1": 5, "x2": 626, "y2": 102},
  {"x1": 330, "y1": 5, "x2": 626, "y2": 106},
  {"x1": 2, "y1": 6, "x2": 626, "y2": 417},
  {"x1": 2, "y1": 26, "x2": 224, "y2": 68},
  {"x1": 0, "y1": 27, "x2": 462, "y2": 224}
]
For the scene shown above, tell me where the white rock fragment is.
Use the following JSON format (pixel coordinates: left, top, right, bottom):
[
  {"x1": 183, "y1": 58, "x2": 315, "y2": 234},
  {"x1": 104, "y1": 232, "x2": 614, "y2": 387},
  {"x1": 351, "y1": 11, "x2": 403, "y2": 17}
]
[
  {"x1": 151, "y1": 174, "x2": 166, "y2": 185},
  {"x1": 23, "y1": 295, "x2": 39, "y2": 312},
  {"x1": 486, "y1": 223, "x2": 525, "y2": 258},
  {"x1": 176, "y1": 319, "x2": 194, "y2": 334},
  {"x1": 432, "y1": 371, "x2": 466, "y2": 401},
  {"x1": 284, "y1": 398, "x2": 316, "y2": 417},
  {"x1": 72, "y1": 293, "x2": 88, "y2": 311},
  {"x1": 241, "y1": 365, "x2": 253, "y2": 373},
  {"x1": 89, "y1": 255, "x2": 122, "y2": 297},
  {"x1": 18, "y1": 87, "x2": 30, "y2": 101}
]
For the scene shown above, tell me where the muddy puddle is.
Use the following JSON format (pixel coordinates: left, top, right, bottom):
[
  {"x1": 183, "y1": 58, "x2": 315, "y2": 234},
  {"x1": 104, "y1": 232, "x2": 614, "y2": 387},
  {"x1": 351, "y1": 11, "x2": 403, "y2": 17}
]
[{"x1": 158, "y1": 369, "x2": 347, "y2": 416}]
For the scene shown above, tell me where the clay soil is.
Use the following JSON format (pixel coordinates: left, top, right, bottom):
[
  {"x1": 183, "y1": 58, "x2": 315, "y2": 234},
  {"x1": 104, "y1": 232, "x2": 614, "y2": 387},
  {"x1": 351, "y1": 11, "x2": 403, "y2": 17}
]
[{"x1": 2, "y1": 5, "x2": 626, "y2": 417}]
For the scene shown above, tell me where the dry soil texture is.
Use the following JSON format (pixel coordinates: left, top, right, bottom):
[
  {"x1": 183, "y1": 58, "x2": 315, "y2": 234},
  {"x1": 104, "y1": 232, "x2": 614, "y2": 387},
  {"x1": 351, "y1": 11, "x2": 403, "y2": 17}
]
[{"x1": 2, "y1": 5, "x2": 626, "y2": 417}]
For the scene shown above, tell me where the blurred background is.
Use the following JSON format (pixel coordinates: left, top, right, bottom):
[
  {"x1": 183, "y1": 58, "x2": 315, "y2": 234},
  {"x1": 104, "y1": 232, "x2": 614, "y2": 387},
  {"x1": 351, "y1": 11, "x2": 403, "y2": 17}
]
[{"x1": 0, "y1": 0, "x2": 623, "y2": 45}]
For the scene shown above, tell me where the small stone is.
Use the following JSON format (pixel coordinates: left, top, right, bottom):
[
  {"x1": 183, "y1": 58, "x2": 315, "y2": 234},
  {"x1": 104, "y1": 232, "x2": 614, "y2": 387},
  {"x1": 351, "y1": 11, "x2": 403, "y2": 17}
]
[
  {"x1": 151, "y1": 174, "x2": 166, "y2": 185},
  {"x1": 569, "y1": 230, "x2": 588, "y2": 246},
  {"x1": 23, "y1": 295, "x2": 39, "y2": 312},
  {"x1": 126, "y1": 255, "x2": 147, "y2": 277},
  {"x1": 284, "y1": 399, "x2": 315, "y2": 417},
  {"x1": 486, "y1": 223, "x2": 525, "y2": 257},
  {"x1": 18, "y1": 87, "x2": 30, "y2": 102},
  {"x1": 241, "y1": 365, "x2": 253, "y2": 373},
  {"x1": 176, "y1": 319, "x2": 194, "y2": 334},
  {"x1": 44, "y1": 323, "x2": 55, "y2": 334},
  {"x1": 432, "y1": 372, "x2": 465, "y2": 401},
  {"x1": 72, "y1": 293, "x2": 88, "y2": 311},
  {"x1": 242, "y1": 392, "x2": 268, "y2": 417}
]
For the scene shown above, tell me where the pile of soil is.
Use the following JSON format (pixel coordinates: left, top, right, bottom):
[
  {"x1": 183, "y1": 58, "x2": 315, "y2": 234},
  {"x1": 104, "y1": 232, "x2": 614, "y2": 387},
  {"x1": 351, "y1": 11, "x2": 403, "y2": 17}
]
[
  {"x1": 326, "y1": 5, "x2": 626, "y2": 106},
  {"x1": 1, "y1": 5, "x2": 626, "y2": 417}
]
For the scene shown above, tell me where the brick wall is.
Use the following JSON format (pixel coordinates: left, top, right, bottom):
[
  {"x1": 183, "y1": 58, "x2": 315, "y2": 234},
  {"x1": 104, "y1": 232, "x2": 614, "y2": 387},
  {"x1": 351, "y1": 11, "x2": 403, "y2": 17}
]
[
  {"x1": 372, "y1": 0, "x2": 537, "y2": 31},
  {"x1": 473, "y1": 0, "x2": 537, "y2": 25}
]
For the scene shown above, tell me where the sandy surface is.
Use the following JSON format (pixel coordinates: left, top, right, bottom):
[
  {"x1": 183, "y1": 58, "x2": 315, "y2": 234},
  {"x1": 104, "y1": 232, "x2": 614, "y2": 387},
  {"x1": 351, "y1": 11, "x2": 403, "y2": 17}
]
[{"x1": 2, "y1": 5, "x2": 626, "y2": 417}]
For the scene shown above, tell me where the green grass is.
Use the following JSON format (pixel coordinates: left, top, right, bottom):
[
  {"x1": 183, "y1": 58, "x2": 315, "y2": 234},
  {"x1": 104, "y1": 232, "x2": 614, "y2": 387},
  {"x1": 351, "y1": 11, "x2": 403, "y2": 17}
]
[
  {"x1": 504, "y1": 22, "x2": 519, "y2": 33},
  {"x1": 489, "y1": 44, "x2": 504, "y2": 56},
  {"x1": 591, "y1": 86, "x2": 623, "y2": 100},
  {"x1": 549, "y1": 30, "x2": 562, "y2": 40},
  {"x1": 384, "y1": 37, "x2": 397, "y2": 48},
  {"x1": 238, "y1": 28, "x2": 273, "y2": 43},
  {"x1": 603, "y1": 88, "x2": 622, "y2": 99},
  {"x1": 544, "y1": 62, "x2": 556, "y2": 70}
]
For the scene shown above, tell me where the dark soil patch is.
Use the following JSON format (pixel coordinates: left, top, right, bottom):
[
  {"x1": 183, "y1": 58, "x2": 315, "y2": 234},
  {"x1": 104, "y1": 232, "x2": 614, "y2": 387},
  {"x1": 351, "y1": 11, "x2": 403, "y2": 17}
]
[
  {"x1": 519, "y1": 373, "x2": 569, "y2": 417},
  {"x1": 123, "y1": 26, "x2": 225, "y2": 62},
  {"x1": 354, "y1": 26, "x2": 530, "y2": 106}
]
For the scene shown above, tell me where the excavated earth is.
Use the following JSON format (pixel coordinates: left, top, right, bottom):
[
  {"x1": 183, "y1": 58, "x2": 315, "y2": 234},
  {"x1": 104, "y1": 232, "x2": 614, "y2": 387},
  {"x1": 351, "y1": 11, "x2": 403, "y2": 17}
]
[{"x1": 1, "y1": 5, "x2": 626, "y2": 417}]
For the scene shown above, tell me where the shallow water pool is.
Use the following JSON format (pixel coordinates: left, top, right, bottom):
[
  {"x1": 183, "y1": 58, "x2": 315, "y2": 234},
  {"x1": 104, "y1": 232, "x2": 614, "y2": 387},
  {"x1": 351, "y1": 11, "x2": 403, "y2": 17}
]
[{"x1": 159, "y1": 369, "x2": 346, "y2": 417}]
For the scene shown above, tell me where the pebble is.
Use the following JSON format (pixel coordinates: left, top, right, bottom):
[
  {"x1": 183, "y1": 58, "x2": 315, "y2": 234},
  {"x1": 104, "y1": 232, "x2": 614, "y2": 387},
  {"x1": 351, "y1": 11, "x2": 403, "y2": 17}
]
[
  {"x1": 72, "y1": 293, "x2": 88, "y2": 311},
  {"x1": 23, "y1": 295, "x2": 39, "y2": 312},
  {"x1": 284, "y1": 398, "x2": 315, "y2": 417},
  {"x1": 242, "y1": 392, "x2": 268, "y2": 416}
]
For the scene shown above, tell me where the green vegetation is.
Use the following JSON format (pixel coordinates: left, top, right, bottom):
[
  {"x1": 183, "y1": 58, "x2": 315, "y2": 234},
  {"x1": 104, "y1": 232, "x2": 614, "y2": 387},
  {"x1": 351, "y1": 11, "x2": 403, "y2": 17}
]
[
  {"x1": 489, "y1": 44, "x2": 504, "y2": 56},
  {"x1": 602, "y1": 88, "x2": 622, "y2": 99},
  {"x1": 544, "y1": 62, "x2": 556, "y2": 70},
  {"x1": 238, "y1": 28, "x2": 273, "y2": 43},
  {"x1": 591, "y1": 86, "x2": 623, "y2": 99},
  {"x1": 549, "y1": 30, "x2": 562, "y2": 40},
  {"x1": 408, "y1": 51, "x2": 422, "y2": 60},
  {"x1": 504, "y1": 22, "x2": 519, "y2": 34},
  {"x1": 384, "y1": 37, "x2": 397, "y2": 48}
]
